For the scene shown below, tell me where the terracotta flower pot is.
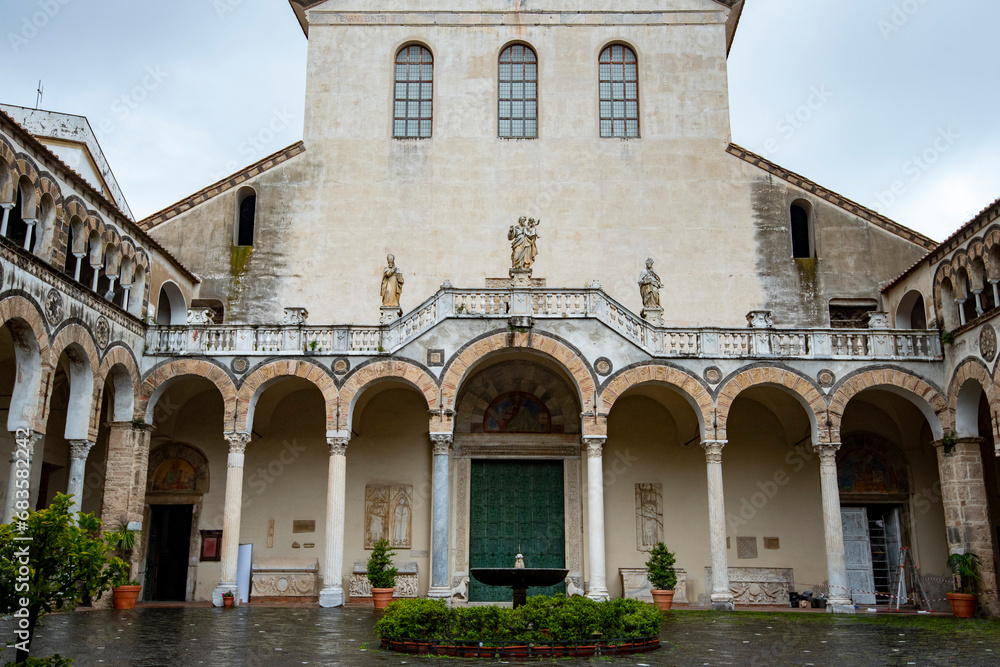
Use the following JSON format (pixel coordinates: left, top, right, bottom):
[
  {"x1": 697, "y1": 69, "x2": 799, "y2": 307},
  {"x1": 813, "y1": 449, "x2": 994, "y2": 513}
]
[
  {"x1": 223, "y1": 596, "x2": 234, "y2": 608},
  {"x1": 947, "y1": 592, "x2": 977, "y2": 618},
  {"x1": 112, "y1": 585, "x2": 142, "y2": 610},
  {"x1": 650, "y1": 589, "x2": 675, "y2": 611},
  {"x1": 371, "y1": 587, "x2": 395, "y2": 609}
]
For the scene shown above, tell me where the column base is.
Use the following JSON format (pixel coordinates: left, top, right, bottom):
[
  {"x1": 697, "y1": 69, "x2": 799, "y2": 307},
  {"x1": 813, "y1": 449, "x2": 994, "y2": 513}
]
[
  {"x1": 827, "y1": 603, "x2": 856, "y2": 614},
  {"x1": 427, "y1": 586, "x2": 452, "y2": 600},
  {"x1": 586, "y1": 590, "x2": 609, "y2": 602},
  {"x1": 213, "y1": 584, "x2": 238, "y2": 607},
  {"x1": 319, "y1": 587, "x2": 345, "y2": 608},
  {"x1": 710, "y1": 593, "x2": 735, "y2": 611}
]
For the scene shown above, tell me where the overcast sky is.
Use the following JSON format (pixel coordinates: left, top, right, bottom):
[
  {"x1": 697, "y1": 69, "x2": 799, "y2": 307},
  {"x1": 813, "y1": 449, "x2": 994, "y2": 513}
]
[{"x1": 2, "y1": 0, "x2": 998, "y2": 243}]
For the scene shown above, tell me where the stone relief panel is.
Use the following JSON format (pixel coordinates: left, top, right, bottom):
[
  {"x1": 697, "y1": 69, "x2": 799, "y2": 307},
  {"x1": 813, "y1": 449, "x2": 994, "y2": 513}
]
[
  {"x1": 365, "y1": 484, "x2": 412, "y2": 549},
  {"x1": 635, "y1": 483, "x2": 663, "y2": 550},
  {"x1": 704, "y1": 567, "x2": 794, "y2": 605},
  {"x1": 250, "y1": 557, "x2": 319, "y2": 598}
]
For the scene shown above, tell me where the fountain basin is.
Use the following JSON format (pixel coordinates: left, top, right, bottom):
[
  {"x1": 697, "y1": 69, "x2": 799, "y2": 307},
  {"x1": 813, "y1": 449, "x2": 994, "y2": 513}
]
[{"x1": 470, "y1": 567, "x2": 569, "y2": 607}]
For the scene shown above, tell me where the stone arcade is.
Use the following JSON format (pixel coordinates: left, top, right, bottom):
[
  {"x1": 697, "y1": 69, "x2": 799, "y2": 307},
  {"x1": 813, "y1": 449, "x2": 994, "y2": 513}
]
[{"x1": 0, "y1": 0, "x2": 998, "y2": 617}]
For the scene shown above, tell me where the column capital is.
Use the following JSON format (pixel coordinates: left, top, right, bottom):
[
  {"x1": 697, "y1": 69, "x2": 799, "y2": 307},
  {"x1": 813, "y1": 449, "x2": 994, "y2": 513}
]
[
  {"x1": 582, "y1": 435, "x2": 606, "y2": 458},
  {"x1": 68, "y1": 439, "x2": 95, "y2": 460},
  {"x1": 811, "y1": 441, "x2": 841, "y2": 460},
  {"x1": 430, "y1": 433, "x2": 453, "y2": 454},
  {"x1": 327, "y1": 436, "x2": 349, "y2": 456},
  {"x1": 700, "y1": 440, "x2": 727, "y2": 462},
  {"x1": 223, "y1": 432, "x2": 251, "y2": 455}
]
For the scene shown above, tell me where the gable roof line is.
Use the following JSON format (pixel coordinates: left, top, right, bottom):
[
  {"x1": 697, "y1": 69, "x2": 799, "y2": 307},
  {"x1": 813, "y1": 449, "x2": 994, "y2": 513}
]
[
  {"x1": 0, "y1": 109, "x2": 198, "y2": 283},
  {"x1": 882, "y1": 194, "x2": 1000, "y2": 292},
  {"x1": 138, "y1": 141, "x2": 306, "y2": 232},
  {"x1": 726, "y1": 143, "x2": 938, "y2": 252}
]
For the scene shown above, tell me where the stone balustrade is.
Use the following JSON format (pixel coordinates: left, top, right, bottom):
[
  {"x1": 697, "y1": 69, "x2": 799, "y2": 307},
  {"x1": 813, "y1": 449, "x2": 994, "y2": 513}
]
[{"x1": 144, "y1": 286, "x2": 943, "y2": 361}]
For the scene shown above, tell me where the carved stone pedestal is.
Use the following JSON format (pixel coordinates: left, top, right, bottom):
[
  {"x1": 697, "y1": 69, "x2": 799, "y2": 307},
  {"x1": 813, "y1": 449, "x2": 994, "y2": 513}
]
[
  {"x1": 380, "y1": 306, "x2": 402, "y2": 324},
  {"x1": 509, "y1": 268, "x2": 533, "y2": 287},
  {"x1": 641, "y1": 307, "x2": 663, "y2": 326}
]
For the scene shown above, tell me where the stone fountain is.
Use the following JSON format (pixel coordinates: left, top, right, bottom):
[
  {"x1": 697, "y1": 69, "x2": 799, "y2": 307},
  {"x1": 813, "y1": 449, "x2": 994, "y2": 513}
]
[{"x1": 470, "y1": 552, "x2": 568, "y2": 608}]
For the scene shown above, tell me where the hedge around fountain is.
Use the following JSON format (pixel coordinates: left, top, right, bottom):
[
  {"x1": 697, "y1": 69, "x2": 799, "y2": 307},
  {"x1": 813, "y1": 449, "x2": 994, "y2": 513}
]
[{"x1": 375, "y1": 595, "x2": 663, "y2": 657}]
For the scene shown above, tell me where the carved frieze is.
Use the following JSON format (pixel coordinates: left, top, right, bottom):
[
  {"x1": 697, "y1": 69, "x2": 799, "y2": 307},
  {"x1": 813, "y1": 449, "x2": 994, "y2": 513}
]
[
  {"x1": 620, "y1": 567, "x2": 688, "y2": 604},
  {"x1": 351, "y1": 560, "x2": 419, "y2": 598},
  {"x1": 250, "y1": 557, "x2": 319, "y2": 598},
  {"x1": 704, "y1": 567, "x2": 794, "y2": 605}
]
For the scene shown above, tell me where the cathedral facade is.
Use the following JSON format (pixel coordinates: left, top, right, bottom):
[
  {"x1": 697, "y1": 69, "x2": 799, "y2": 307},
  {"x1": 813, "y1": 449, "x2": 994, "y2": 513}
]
[{"x1": 0, "y1": 0, "x2": 997, "y2": 615}]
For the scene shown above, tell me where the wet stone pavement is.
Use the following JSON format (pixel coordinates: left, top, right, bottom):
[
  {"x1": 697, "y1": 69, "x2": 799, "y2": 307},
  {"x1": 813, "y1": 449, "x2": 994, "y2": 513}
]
[{"x1": 2, "y1": 607, "x2": 999, "y2": 667}]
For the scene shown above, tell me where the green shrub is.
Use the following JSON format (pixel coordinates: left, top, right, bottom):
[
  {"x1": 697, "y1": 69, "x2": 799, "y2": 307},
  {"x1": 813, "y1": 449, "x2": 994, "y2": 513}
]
[
  {"x1": 374, "y1": 595, "x2": 662, "y2": 644},
  {"x1": 645, "y1": 542, "x2": 677, "y2": 590},
  {"x1": 366, "y1": 538, "x2": 397, "y2": 589},
  {"x1": 4, "y1": 656, "x2": 73, "y2": 667}
]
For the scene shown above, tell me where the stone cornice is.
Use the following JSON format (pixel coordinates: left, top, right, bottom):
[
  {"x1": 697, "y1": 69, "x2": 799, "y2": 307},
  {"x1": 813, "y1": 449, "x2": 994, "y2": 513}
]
[{"x1": 307, "y1": 10, "x2": 726, "y2": 28}]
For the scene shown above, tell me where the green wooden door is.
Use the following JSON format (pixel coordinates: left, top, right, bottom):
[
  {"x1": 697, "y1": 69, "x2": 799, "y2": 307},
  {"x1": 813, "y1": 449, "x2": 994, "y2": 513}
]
[{"x1": 469, "y1": 460, "x2": 566, "y2": 602}]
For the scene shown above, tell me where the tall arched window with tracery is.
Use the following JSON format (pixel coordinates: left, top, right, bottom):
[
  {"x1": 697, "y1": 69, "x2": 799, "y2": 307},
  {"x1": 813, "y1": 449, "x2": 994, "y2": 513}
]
[
  {"x1": 393, "y1": 45, "x2": 433, "y2": 139},
  {"x1": 599, "y1": 44, "x2": 639, "y2": 138},
  {"x1": 498, "y1": 44, "x2": 538, "y2": 139}
]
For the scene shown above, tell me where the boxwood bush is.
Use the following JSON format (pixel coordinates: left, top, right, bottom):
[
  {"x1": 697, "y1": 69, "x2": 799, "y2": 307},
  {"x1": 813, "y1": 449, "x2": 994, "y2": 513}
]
[{"x1": 375, "y1": 595, "x2": 661, "y2": 644}]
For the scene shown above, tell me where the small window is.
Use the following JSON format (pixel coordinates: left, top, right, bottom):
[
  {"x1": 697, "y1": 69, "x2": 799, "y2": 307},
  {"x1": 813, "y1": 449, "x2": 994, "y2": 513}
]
[
  {"x1": 790, "y1": 203, "x2": 811, "y2": 258},
  {"x1": 498, "y1": 44, "x2": 538, "y2": 139},
  {"x1": 393, "y1": 45, "x2": 433, "y2": 139},
  {"x1": 235, "y1": 188, "x2": 256, "y2": 247},
  {"x1": 599, "y1": 44, "x2": 639, "y2": 138}
]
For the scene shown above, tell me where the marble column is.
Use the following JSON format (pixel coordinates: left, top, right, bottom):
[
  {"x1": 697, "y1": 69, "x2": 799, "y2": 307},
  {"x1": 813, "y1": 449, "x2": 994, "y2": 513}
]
[
  {"x1": 814, "y1": 442, "x2": 854, "y2": 613},
  {"x1": 23, "y1": 219, "x2": 36, "y2": 252},
  {"x1": 701, "y1": 440, "x2": 734, "y2": 610},
  {"x1": 0, "y1": 203, "x2": 12, "y2": 237},
  {"x1": 3, "y1": 430, "x2": 39, "y2": 524},
  {"x1": 72, "y1": 253, "x2": 85, "y2": 282},
  {"x1": 427, "y1": 433, "x2": 453, "y2": 599},
  {"x1": 90, "y1": 266, "x2": 100, "y2": 292},
  {"x1": 66, "y1": 439, "x2": 94, "y2": 520},
  {"x1": 319, "y1": 436, "x2": 349, "y2": 607},
  {"x1": 213, "y1": 432, "x2": 250, "y2": 607},
  {"x1": 583, "y1": 436, "x2": 609, "y2": 601}
]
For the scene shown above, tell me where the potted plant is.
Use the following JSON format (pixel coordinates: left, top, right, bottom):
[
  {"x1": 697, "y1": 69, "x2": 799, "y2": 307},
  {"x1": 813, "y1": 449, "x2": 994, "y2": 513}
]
[
  {"x1": 367, "y1": 538, "x2": 398, "y2": 610},
  {"x1": 645, "y1": 541, "x2": 678, "y2": 611},
  {"x1": 222, "y1": 589, "x2": 235, "y2": 608},
  {"x1": 946, "y1": 552, "x2": 981, "y2": 618},
  {"x1": 106, "y1": 526, "x2": 142, "y2": 610}
]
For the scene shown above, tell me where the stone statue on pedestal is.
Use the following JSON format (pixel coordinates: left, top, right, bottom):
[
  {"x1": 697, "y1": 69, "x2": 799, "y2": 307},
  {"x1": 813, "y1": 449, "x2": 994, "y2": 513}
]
[
  {"x1": 509, "y1": 217, "x2": 540, "y2": 270},
  {"x1": 380, "y1": 254, "x2": 404, "y2": 308},
  {"x1": 638, "y1": 258, "x2": 662, "y2": 309}
]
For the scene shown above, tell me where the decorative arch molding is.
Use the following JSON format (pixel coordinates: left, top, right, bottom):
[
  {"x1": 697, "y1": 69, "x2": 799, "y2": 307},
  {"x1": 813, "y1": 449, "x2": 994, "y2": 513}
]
[
  {"x1": 714, "y1": 364, "x2": 827, "y2": 442},
  {"x1": 0, "y1": 293, "x2": 50, "y2": 433},
  {"x1": 138, "y1": 359, "x2": 238, "y2": 428},
  {"x1": 439, "y1": 329, "x2": 597, "y2": 416},
  {"x1": 235, "y1": 358, "x2": 338, "y2": 433},
  {"x1": 37, "y1": 173, "x2": 64, "y2": 208},
  {"x1": 599, "y1": 362, "x2": 712, "y2": 439},
  {"x1": 338, "y1": 359, "x2": 438, "y2": 432},
  {"x1": 48, "y1": 322, "x2": 102, "y2": 438},
  {"x1": 828, "y1": 366, "x2": 950, "y2": 440},
  {"x1": 98, "y1": 344, "x2": 141, "y2": 422},
  {"x1": 949, "y1": 357, "x2": 996, "y2": 412},
  {"x1": 147, "y1": 442, "x2": 210, "y2": 494}
]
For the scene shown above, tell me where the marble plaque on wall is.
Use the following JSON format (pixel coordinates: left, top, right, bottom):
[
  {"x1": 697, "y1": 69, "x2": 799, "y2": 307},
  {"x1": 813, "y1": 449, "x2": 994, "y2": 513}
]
[
  {"x1": 635, "y1": 483, "x2": 663, "y2": 550},
  {"x1": 365, "y1": 484, "x2": 413, "y2": 549}
]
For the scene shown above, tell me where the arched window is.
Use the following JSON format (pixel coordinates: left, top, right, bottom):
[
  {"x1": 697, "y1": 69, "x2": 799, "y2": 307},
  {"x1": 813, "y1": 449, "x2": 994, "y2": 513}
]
[
  {"x1": 393, "y1": 45, "x2": 433, "y2": 139},
  {"x1": 498, "y1": 44, "x2": 538, "y2": 139},
  {"x1": 235, "y1": 187, "x2": 256, "y2": 247},
  {"x1": 156, "y1": 281, "x2": 187, "y2": 325},
  {"x1": 599, "y1": 44, "x2": 639, "y2": 138},
  {"x1": 790, "y1": 202, "x2": 812, "y2": 258},
  {"x1": 4, "y1": 181, "x2": 30, "y2": 248}
]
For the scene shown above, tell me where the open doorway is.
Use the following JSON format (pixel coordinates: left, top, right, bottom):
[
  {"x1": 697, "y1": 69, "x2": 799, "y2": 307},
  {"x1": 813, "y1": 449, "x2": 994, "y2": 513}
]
[{"x1": 145, "y1": 505, "x2": 193, "y2": 601}]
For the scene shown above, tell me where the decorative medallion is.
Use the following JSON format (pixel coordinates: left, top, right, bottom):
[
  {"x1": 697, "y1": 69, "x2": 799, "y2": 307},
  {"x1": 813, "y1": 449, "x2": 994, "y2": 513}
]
[
  {"x1": 704, "y1": 367, "x2": 722, "y2": 385},
  {"x1": 426, "y1": 349, "x2": 445, "y2": 367},
  {"x1": 230, "y1": 357, "x2": 249, "y2": 374},
  {"x1": 332, "y1": 357, "x2": 350, "y2": 376},
  {"x1": 817, "y1": 369, "x2": 836, "y2": 389},
  {"x1": 44, "y1": 289, "x2": 64, "y2": 324},
  {"x1": 94, "y1": 317, "x2": 110, "y2": 350},
  {"x1": 594, "y1": 357, "x2": 613, "y2": 376},
  {"x1": 980, "y1": 324, "x2": 997, "y2": 362}
]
